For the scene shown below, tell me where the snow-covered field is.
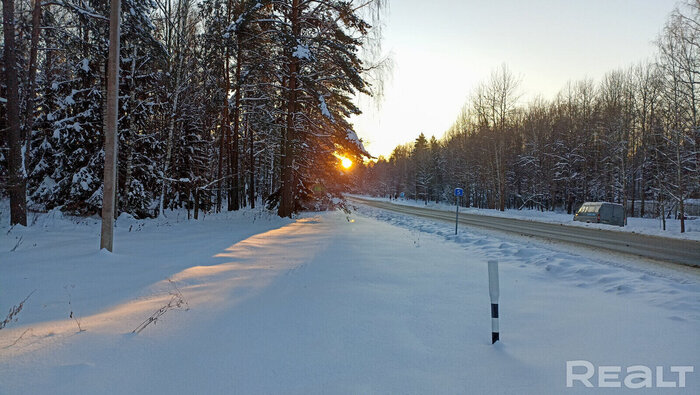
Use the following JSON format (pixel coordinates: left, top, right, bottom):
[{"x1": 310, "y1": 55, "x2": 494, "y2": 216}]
[
  {"x1": 1, "y1": 203, "x2": 698, "y2": 394},
  {"x1": 351, "y1": 195, "x2": 700, "y2": 241}
]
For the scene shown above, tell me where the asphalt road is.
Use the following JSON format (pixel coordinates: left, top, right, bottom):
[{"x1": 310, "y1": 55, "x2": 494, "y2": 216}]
[{"x1": 349, "y1": 197, "x2": 700, "y2": 268}]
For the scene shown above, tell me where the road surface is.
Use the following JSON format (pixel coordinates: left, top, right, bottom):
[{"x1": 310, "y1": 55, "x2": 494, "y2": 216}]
[{"x1": 349, "y1": 197, "x2": 700, "y2": 268}]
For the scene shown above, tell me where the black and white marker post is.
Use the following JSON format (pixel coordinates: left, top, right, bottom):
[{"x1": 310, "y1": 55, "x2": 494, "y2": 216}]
[
  {"x1": 454, "y1": 188, "x2": 463, "y2": 235},
  {"x1": 488, "y1": 259, "x2": 500, "y2": 344}
]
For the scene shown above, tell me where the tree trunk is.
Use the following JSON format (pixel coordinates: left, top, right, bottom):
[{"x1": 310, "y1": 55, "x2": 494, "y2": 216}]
[
  {"x1": 248, "y1": 116, "x2": 255, "y2": 209},
  {"x1": 23, "y1": 0, "x2": 42, "y2": 154},
  {"x1": 640, "y1": 161, "x2": 646, "y2": 217},
  {"x1": 159, "y1": 0, "x2": 188, "y2": 216},
  {"x1": 677, "y1": 143, "x2": 685, "y2": 233},
  {"x1": 630, "y1": 175, "x2": 636, "y2": 217},
  {"x1": 194, "y1": 188, "x2": 200, "y2": 220},
  {"x1": 100, "y1": 0, "x2": 120, "y2": 251},
  {"x1": 158, "y1": 88, "x2": 179, "y2": 216},
  {"x1": 223, "y1": 53, "x2": 233, "y2": 211},
  {"x1": 660, "y1": 193, "x2": 666, "y2": 231},
  {"x1": 279, "y1": 0, "x2": 300, "y2": 217},
  {"x1": 216, "y1": 125, "x2": 224, "y2": 212},
  {"x1": 2, "y1": 0, "x2": 27, "y2": 226},
  {"x1": 229, "y1": 26, "x2": 242, "y2": 211},
  {"x1": 123, "y1": 46, "x2": 137, "y2": 213}
]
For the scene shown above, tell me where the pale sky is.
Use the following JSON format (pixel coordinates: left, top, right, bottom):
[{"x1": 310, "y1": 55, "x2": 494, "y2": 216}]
[{"x1": 351, "y1": 0, "x2": 680, "y2": 158}]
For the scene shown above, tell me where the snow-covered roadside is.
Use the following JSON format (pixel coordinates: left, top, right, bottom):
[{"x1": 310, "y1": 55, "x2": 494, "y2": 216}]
[
  {"x1": 1, "y1": 206, "x2": 698, "y2": 393},
  {"x1": 352, "y1": 203, "x2": 700, "y2": 319},
  {"x1": 350, "y1": 194, "x2": 700, "y2": 241},
  {"x1": 0, "y1": 205, "x2": 292, "y2": 331}
]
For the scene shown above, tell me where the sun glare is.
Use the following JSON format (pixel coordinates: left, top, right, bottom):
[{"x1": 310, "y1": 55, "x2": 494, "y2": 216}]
[{"x1": 341, "y1": 157, "x2": 352, "y2": 169}]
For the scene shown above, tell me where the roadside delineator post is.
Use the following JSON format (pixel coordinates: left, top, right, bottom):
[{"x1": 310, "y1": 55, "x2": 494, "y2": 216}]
[
  {"x1": 488, "y1": 259, "x2": 500, "y2": 344},
  {"x1": 454, "y1": 188, "x2": 463, "y2": 235}
]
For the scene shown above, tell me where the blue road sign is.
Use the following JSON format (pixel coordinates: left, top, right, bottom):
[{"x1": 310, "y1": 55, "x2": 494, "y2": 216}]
[{"x1": 454, "y1": 188, "x2": 464, "y2": 197}]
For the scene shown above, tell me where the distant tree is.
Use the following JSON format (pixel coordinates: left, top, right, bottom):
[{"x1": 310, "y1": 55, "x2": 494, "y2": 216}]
[
  {"x1": 412, "y1": 133, "x2": 431, "y2": 203},
  {"x1": 657, "y1": 0, "x2": 700, "y2": 232}
]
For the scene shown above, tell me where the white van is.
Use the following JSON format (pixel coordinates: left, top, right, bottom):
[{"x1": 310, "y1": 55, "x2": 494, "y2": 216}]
[{"x1": 574, "y1": 202, "x2": 625, "y2": 227}]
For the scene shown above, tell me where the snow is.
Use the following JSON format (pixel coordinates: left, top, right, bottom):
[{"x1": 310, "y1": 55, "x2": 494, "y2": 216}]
[
  {"x1": 319, "y1": 95, "x2": 333, "y2": 120},
  {"x1": 1, "y1": 203, "x2": 698, "y2": 393},
  {"x1": 0, "y1": 97, "x2": 7, "y2": 103},
  {"x1": 79, "y1": 59, "x2": 90, "y2": 73},
  {"x1": 87, "y1": 185, "x2": 103, "y2": 206},
  {"x1": 292, "y1": 44, "x2": 311, "y2": 60},
  {"x1": 346, "y1": 129, "x2": 370, "y2": 157},
  {"x1": 352, "y1": 195, "x2": 700, "y2": 241},
  {"x1": 39, "y1": 138, "x2": 52, "y2": 150},
  {"x1": 231, "y1": 15, "x2": 244, "y2": 32},
  {"x1": 71, "y1": 168, "x2": 93, "y2": 191},
  {"x1": 20, "y1": 145, "x2": 27, "y2": 178},
  {"x1": 35, "y1": 176, "x2": 57, "y2": 197}
]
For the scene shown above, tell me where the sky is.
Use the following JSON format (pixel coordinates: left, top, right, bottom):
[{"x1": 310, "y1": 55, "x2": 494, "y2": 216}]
[{"x1": 350, "y1": 0, "x2": 681, "y2": 158}]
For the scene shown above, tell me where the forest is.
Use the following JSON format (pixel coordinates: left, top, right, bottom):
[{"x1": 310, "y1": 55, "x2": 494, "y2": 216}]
[
  {"x1": 1, "y1": 0, "x2": 386, "y2": 224},
  {"x1": 356, "y1": 1, "x2": 700, "y2": 233}
]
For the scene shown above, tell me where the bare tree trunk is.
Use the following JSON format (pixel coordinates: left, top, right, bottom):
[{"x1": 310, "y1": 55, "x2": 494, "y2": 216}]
[
  {"x1": 194, "y1": 188, "x2": 200, "y2": 220},
  {"x1": 100, "y1": 0, "x2": 120, "y2": 251},
  {"x1": 216, "y1": 126, "x2": 224, "y2": 212},
  {"x1": 660, "y1": 193, "x2": 666, "y2": 231},
  {"x1": 3, "y1": 0, "x2": 27, "y2": 226},
  {"x1": 640, "y1": 166, "x2": 646, "y2": 217},
  {"x1": 159, "y1": 0, "x2": 188, "y2": 217},
  {"x1": 159, "y1": 87, "x2": 179, "y2": 216},
  {"x1": 248, "y1": 117, "x2": 255, "y2": 209},
  {"x1": 621, "y1": 154, "x2": 627, "y2": 218},
  {"x1": 279, "y1": 0, "x2": 300, "y2": 217},
  {"x1": 677, "y1": 143, "x2": 685, "y2": 232},
  {"x1": 269, "y1": 148, "x2": 275, "y2": 196},
  {"x1": 23, "y1": 0, "x2": 42, "y2": 155},
  {"x1": 224, "y1": 51, "x2": 233, "y2": 211},
  {"x1": 228, "y1": 16, "x2": 241, "y2": 211},
  {"x1": 123, "y1": 46, "x2": 137, "y2": 213},
  {"x1": 630, "y1": 175, "x2": 636, "y2": 217},
  {"x1": 215, "y1": 3, "x2": 224, "y2": 214}
]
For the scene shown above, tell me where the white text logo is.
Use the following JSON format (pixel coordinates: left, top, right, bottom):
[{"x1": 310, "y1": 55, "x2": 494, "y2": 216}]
[{"x1": 566, "y1": 360, "x2": 694, "y2": 388}]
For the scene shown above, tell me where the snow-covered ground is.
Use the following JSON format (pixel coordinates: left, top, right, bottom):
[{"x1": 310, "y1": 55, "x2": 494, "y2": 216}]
[
  {"x1": 351, "y1": 195, "x2": 700, "y2": 241},
  {"x1": 1, "y1": 203, "x2": 698, "y2": 394}
]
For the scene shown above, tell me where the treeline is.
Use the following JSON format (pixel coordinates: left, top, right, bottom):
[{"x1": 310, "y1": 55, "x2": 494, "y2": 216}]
[
  {"x1": 1, "y1": 0, "x2": 385, "y2": 224},
  {"x1": 357, "y1": 1, "x2": 699, "y2": 232}
]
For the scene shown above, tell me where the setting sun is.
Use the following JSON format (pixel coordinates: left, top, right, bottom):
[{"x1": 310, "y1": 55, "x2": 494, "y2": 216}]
[{"x1": 341, "y1": 157, "x2": 352, "y2": 169}]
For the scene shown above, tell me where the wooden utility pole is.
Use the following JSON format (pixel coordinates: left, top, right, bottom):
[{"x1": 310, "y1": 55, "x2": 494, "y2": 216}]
[
  {"x1": 2, "y1": 0, "x2": 27, "y2": 226},
  {"x1": 100, "y1": 0, "x2": 121, "y2": 251}
]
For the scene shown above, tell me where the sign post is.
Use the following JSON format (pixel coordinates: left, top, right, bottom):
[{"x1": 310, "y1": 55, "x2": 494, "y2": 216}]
[
  {"x1": 454, "y1": 188, "x2": 463, "y2": 235},
  {"x1": 488, "y1": 259, "x2": 500, "y2": 344}
]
